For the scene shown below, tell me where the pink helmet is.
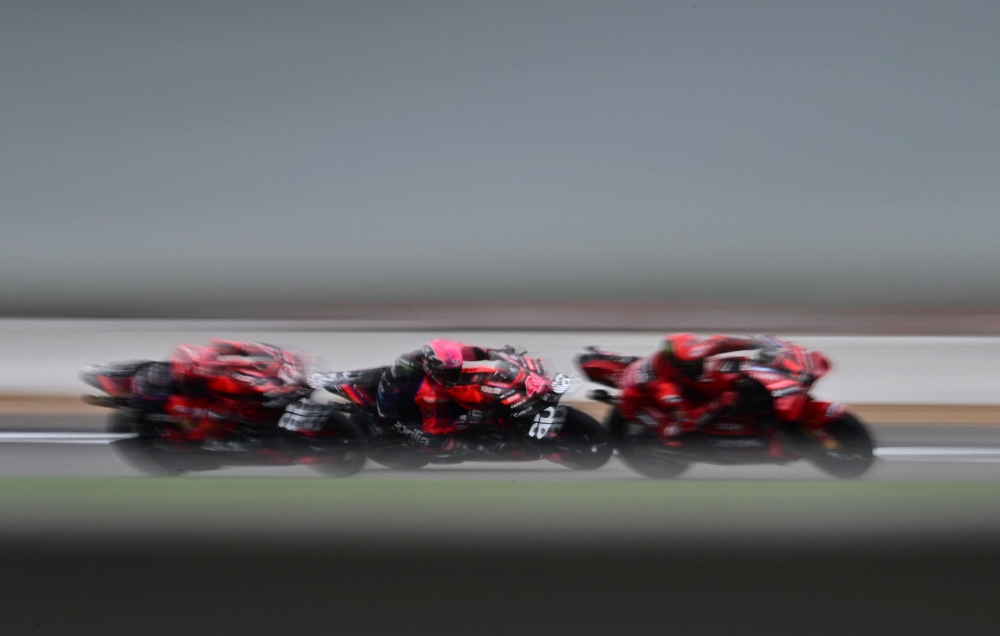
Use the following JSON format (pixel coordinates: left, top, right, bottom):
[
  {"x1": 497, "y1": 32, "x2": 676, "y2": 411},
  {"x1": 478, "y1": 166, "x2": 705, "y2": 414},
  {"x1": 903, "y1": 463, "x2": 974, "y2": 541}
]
[{"x1": 422, "y1": 339, "x2": 465, "y2": 386}]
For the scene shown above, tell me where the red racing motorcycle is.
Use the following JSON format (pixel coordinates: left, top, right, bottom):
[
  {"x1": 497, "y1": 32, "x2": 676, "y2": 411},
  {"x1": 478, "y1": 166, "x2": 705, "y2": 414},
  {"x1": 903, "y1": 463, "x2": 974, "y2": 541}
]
[
  {"x1": 576, "y1": 338, "x2": 875, "y2": 479},
  {"x1": 311, "y1": 353, "x2": 612, "y2": 471},
  {"x1": 81, "y1": 360, "x2": 367, "y2": 477}
]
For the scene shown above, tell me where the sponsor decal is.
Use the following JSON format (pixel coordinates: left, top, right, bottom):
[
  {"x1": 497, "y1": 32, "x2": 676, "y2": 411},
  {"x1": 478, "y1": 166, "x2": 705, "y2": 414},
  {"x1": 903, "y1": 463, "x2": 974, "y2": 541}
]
[
  {"x1": 637, "y1": 412, "x2": 659, "y2": 428},
  {"x1": 392, "y1": 421, "x2": 430, "y2": 446},
  {"x1": 714, "y1": 422, "x2": 743, "y2": 431},
  {"x1": 770, "y1": 386, "x2": 801, "y2": 398},
  {"x1": 710, "y1": 437, "x2": 766, "y2": 448},
  {"x1": 511, "y1": 401, "x2": 541, "y2": 418},
  {"x1": 480, "y1": 385, "x2": 503, "y2": 395},
  {"x1": 825, "y1": 403, "x2": 846, "y2": 418}
]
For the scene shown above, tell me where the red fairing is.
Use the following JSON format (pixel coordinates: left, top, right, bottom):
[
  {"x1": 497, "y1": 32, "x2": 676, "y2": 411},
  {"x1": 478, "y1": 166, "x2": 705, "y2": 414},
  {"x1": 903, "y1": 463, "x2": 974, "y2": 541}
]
[
  {"x1": 340, "y1": 384, "x2": 375, "y2": 408},
  {"x1": 97, "y1": 375, "x2": 133, "y2": 398},
  {"x1": 160, "y1": 340, "x2": 308, "y2": 440},
  {"x1": 742, "y1": 367, "x2": 809, "y2": 421},
  {"x1": 578, "y1": 358, "x2": 631, "y2": 388},
  {"x1": 171, "y1": 340, "x2": 306, "y2": 399},
  {"x1": 801, "y1": 400, "x2": 848, "y2": 428},
  {"x1": 769, "y1": 344, "x2": 831, "y2": 383}
]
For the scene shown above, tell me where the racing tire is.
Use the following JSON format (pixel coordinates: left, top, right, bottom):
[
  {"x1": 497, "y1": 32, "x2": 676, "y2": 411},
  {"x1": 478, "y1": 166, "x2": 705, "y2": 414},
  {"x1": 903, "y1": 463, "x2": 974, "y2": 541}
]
[
  {"x1": 106, "y1": 411, "x2": 185, "y2": 477},
  {"x1": 368, "y1": 452, "x2": 431, "y2": 471},
  {"x1": 608, "y1": 408, "x2": 690, "y2": 479},
  {"x1": 351, "y1": 413, "x2": 430, "y2": 470},
  {"x1": 805, "y1": 413, "x2": 875, "y2": 479},
  {"x1": 304, "y1": 411, "x2": 368, "y2": 477},
  {"x1": 545, "y1": 408, "x2": 614, "y2": 470}
]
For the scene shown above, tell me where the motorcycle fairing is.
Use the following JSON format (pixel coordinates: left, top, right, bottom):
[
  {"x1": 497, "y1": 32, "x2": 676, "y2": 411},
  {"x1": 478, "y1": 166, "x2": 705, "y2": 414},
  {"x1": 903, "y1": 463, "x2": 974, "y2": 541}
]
[
  {"x1": 575, "y1": 351, "x2": 638, "y2": 388},
  {"x1": 80, "y1": 361, "x2": 154, "y2": 398},
  {"x1": 314, "y1": 368, "x2": 386, "y2": 408},
  {"x1": 800, "y1": 400, "x2": 848, "y2": 428},
  {"x1": 742, "y1": 364, "x2": 809, "y2": 421}
]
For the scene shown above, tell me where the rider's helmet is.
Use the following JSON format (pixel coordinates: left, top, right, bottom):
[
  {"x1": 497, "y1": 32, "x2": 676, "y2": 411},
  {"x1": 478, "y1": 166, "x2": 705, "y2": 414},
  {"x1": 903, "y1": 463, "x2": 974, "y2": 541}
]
[
  {"x1": 422, "y1": 339, "x2": 465, "y2": 387},
  {"x1": 661, "y1": 333, "x2": 710, "y2": 380}
]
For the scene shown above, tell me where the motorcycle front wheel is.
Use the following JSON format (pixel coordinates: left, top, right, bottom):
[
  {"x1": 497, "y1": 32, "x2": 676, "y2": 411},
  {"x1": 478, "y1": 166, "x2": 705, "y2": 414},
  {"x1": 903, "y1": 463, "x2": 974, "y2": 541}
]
[
  {"x1": 607, "y1": 408, "x2": 690, "y2": 479},
  {"x1": 544, "y1": 408, "x2": 614, "y2": 470},
  {"x1": 804, "y1": 413, "x2": 875, "y2": 479},
  {"x1": 302, "y1": 411, "x2": 368, "y2": 477}
]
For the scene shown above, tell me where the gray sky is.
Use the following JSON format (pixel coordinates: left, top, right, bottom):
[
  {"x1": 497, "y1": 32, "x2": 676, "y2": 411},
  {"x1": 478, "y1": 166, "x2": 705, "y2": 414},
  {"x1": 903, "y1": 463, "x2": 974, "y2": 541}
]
[{"x1": 2, "y1": 0, "x2": 999, "y2": 315}]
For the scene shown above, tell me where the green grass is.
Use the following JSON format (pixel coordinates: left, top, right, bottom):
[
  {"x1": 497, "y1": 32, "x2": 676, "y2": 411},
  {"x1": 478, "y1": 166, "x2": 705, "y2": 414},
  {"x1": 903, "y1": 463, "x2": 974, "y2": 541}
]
[
  {"x1": 2, "y1": 478, "x2": 1000, "y2": 518},
  {"x1": 3, "y1": 476, "x2": 1000, "y2": 501}
]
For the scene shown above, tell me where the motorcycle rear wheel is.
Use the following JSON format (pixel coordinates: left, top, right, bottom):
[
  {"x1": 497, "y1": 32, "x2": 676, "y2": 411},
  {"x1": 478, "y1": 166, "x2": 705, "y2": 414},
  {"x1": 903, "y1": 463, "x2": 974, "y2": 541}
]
[
  {"x1": 106, "y1": 411, "x2": 185, "y2": 477},
  {"x1": 304, "y1": 411, "x2": 368, "y2": 477},
  {"x1": 805, "y1": 413, "x2": 875, "y2": 479},
  {"x1": 608, "y1": 408, "x2": 690, "y2": 479}
]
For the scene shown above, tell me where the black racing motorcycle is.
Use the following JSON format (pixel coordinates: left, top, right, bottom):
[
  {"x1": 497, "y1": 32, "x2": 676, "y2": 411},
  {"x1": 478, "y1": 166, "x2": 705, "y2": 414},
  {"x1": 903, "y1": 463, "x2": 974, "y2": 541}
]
[{"x1": 310, "y1": 357, "x2": 612, "y2": 471}]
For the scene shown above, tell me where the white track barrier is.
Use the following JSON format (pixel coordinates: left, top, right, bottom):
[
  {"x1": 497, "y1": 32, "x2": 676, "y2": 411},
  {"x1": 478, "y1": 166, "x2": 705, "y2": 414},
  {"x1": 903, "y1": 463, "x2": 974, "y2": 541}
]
[{"x1": 0, "y1": 320, "x2": 998, "y2": 404}]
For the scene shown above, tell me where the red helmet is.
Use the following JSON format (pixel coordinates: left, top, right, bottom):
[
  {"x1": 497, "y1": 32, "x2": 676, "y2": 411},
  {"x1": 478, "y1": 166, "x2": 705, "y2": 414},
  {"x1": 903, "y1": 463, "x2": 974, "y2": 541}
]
[
  {"x1": 422, "y1": 339, "x2": 465, "y2": 386},
  {"x1": 661, "y1": 333, "x2": 710, "y2": 379}
]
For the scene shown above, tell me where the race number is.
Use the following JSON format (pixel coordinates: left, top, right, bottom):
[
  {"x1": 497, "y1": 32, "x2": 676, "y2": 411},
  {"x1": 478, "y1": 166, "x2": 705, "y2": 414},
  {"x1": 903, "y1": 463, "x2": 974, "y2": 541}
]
[
  {"x1": 528, "y1": 406, "x2": 567, "y2": 439},
  {"x1": 550, "y1": 373, "x2": 572, "y2": 394}
]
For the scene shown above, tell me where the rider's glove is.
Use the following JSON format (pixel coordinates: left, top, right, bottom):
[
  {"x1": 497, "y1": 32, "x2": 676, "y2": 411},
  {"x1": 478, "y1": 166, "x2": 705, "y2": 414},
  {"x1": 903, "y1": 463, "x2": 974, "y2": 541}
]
[
  {"x1": 454, "y1": 409, "x2": 489, "y2": 431},
  {"x1": 692, "y1": 391, "x2": 740, "y2": 428}
]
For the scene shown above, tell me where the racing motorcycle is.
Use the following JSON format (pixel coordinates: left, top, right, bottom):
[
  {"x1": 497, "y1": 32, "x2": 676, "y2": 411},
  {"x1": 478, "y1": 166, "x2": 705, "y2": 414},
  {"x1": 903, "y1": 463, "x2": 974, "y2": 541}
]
[
  {"x1": 575, "y1": 338, "x2": 875, "y2": 479},
  {"x1": 311, "y1": 353, "x2": 613, "y2": 471},
  {"x1": 80, "y1": 361, "x2": 367, "y2": 477}
]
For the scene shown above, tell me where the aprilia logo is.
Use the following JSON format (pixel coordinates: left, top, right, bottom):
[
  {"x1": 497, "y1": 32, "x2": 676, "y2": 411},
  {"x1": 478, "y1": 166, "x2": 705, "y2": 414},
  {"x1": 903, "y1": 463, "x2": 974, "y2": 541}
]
[{"x1": 393, "y1": 422, "x2": 430, "y2": 446}]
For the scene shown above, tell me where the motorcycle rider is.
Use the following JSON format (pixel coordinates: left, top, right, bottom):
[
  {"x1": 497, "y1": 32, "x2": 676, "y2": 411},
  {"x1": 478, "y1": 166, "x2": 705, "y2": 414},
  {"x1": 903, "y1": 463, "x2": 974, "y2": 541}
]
[
  {"x1": 136, "y1": 339, "x2": 307, "y2": 440},
  {"x1": 376, "y1": 339, "x2": 538, "y2": 453},
  {"x1": 619, "y1": 333, "x2": 763, "y2": 439}
]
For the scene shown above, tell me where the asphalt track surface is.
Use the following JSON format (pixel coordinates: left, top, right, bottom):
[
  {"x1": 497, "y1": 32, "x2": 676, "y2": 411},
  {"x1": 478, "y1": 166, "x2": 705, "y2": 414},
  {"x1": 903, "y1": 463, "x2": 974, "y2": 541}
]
[{"x1": 5, "y1": 414, "x2": 1000, "y2": 480}]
